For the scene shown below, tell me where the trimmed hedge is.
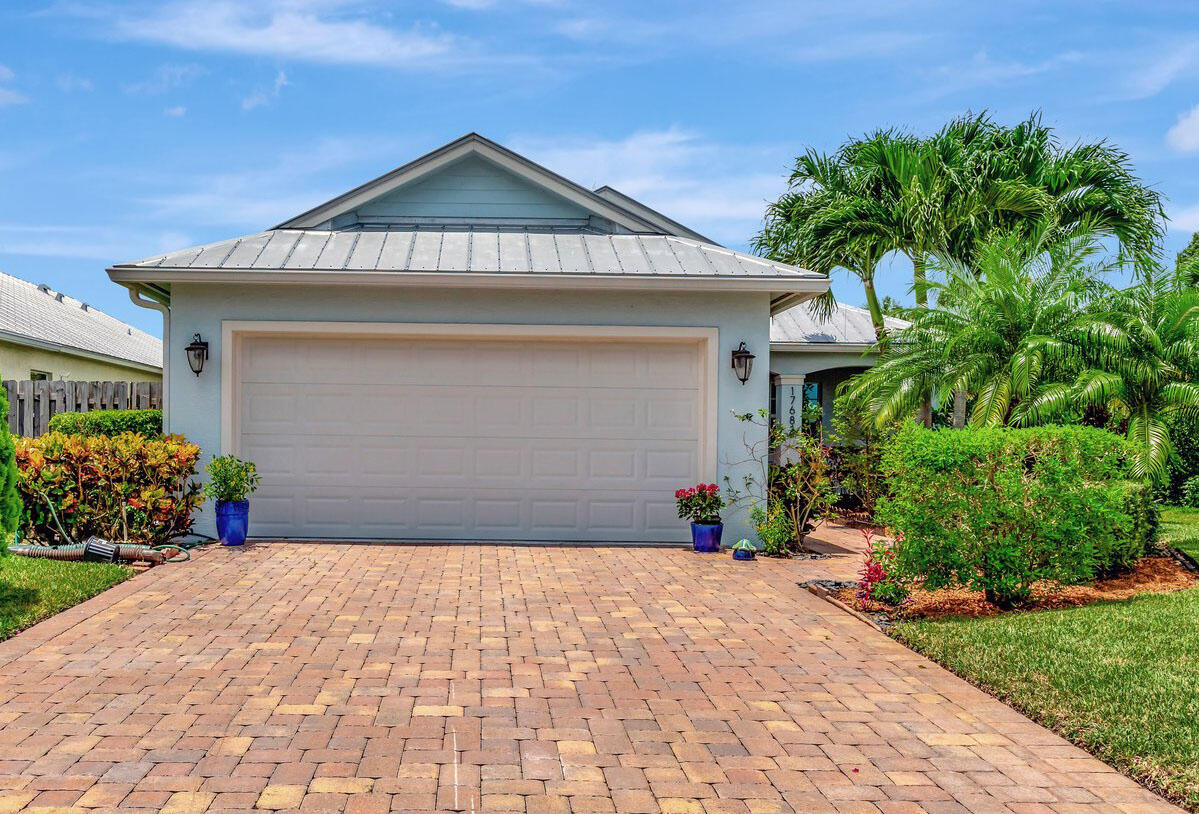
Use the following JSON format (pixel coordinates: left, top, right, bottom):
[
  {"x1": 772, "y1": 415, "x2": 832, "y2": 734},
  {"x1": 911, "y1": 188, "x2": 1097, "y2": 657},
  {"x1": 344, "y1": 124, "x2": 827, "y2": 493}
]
[
  {"x1": 878, "y1": 424, "x2": 1155, "y2": 608},
  {"x1": 16, "y1": 432, "x2": 201, "y2": 544},
  {"x1": 47, "y1": 409, "x2": 162, "y2": 438}
]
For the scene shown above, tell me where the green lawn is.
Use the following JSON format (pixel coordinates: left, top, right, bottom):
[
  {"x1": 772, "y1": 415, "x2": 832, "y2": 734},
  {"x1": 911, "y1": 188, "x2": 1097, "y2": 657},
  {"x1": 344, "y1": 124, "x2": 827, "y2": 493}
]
[
  {"x1": 897, "y1": 587, "x2": 1199, "y2": 810},
  {"x1": 1163, "y1": 506, "x2": 1199, "y2": 560},
  {"x1": 0, "y1": 554, "x2": 130, "y2": 642}
]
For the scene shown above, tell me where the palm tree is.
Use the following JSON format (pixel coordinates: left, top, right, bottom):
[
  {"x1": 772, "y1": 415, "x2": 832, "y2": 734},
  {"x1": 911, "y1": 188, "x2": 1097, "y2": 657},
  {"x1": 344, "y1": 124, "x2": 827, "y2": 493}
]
[
  {"x1": 1175, "y1": 232, "x2": 1199, "y2": 288},
  {"x1": 754, "y1": 151, "x2": 890, "y2": 336},
  {"x1": 758, "y1": 112, "x2": 1166, "y2": 319},
  {"x1": 844, "y1": 227, "x2": 1109, "y2": 427},
  {"x1": 962, "y1": 113, "x2": 1166, "y2": 273},
  {"x1": 1020, "y1": 268, "x2": 1199, "y2": 480}
]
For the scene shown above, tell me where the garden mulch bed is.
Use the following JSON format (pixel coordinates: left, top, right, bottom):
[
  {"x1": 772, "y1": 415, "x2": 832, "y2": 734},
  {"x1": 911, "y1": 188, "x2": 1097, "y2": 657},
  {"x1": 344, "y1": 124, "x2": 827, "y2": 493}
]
[{"x1": 836, "y1": 556, "x2": 1198, "y2": 620}]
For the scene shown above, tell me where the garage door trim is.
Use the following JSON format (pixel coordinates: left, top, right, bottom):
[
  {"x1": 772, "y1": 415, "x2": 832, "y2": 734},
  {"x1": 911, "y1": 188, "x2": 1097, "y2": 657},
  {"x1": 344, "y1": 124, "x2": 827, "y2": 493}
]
[{"x1": 220, "y1": 321, "x2": 719, "y2": 486}]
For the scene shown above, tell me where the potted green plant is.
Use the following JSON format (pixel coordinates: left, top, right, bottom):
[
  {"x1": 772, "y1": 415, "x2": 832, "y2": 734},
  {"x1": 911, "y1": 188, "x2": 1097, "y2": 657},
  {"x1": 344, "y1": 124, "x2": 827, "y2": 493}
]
[
  {"x1": 674, "y1": 483, "x2": 724, "y2": 553},
  {"x1": 203, "y1": 455, "x2": 261, "y2": 546},
  {"x1": 730, "y1": 539, "x2": 757, "y2": 561}
]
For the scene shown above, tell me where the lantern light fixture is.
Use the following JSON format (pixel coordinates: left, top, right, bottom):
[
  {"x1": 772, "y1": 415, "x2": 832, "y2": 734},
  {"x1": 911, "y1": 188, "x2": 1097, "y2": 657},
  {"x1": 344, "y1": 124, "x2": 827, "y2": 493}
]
[
  {"x1": 731, "y1": 341, "x2": 755, "y2": 385},
  {"x1": 185, "y1": 333, "x2": 209, "y2": 376}
]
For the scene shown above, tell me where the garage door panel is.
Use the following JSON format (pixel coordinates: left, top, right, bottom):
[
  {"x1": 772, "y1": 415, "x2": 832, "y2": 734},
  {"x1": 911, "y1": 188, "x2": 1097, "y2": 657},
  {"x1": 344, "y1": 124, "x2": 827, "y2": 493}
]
[{"x1": 236, "y1": 334, "x2": 703, "y2": 541}]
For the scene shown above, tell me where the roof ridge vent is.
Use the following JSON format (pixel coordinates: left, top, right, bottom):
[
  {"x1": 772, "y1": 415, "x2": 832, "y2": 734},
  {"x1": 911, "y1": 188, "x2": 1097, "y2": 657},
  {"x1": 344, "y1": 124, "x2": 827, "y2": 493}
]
[
  {"x1": 37, "y1": 283, "x2": 50, "y2": 294},
  {"x1": 54, "y1": 292, "x2": 64, "y2": 302},
  {"x1": 80, "y1": 302, "x2": 89, "y2": 311}
]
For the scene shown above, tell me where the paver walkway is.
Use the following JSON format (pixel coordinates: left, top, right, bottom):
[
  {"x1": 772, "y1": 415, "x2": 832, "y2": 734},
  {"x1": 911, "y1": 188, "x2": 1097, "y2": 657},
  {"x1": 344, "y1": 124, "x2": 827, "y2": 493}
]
[{"x1": 0, "y1": 544, "x2": 1180, "y2": 813}]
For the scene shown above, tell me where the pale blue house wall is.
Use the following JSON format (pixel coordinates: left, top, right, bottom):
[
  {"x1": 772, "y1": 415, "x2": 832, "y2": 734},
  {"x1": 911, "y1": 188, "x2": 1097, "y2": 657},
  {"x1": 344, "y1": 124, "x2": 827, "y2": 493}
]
[
  {"x1": 357, "y1": 155, "x2": 592, "y2": 222},
  {"x1": 168, "y1": 284, "x2": 772, "y2": 543}
]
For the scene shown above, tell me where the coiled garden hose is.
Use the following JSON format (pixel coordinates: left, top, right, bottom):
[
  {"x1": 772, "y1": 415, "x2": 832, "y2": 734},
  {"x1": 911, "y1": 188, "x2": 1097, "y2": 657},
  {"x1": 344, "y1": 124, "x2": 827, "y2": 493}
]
[{"x1": 9, "y1": 543, "x2": 175, "y2": 565}]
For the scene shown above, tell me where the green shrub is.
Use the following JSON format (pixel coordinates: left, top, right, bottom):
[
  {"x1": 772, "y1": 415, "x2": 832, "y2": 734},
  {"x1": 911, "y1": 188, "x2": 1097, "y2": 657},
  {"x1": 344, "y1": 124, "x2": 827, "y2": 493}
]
[
  {"x1": 830, "y1": 395, "x2": 897, "y2": 517},
  {"x1": 47, "y1": 409, "x2": 162, "y2": 438},
  {"x1": 16, "y1": 432, "x2": 202, "y2": 544},
  {"x1": 0, "y1": 387, "x2": 19, "y2": 552},
  {"x1": 1163, "y1": 413, "x2": 1199, "y2": 503},
  {"x1": 878, "y1": 424, "x2": 1146, "y2": 608},
  {"x1": 202, "y1": 455, "x2": 262, "y2": 503},
  {"x1": 1095, "y1": 480, "x2": 1158, "y2": 575},
  {"x1": 1183, "y1": 476, "x2": 1199, "y2": 509},
  {"x1": 726, "y1": 410, "x2": 836, "y2": 555}
]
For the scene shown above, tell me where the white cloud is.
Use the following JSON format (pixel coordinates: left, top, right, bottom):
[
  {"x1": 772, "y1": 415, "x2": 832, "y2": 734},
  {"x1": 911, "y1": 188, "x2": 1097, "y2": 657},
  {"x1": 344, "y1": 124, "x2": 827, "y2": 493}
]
[
  {"x1": 136, "y1": 134, "x2": 409, "y2": 228},
  {"x1": 552, "y1": 1, "x2": 926, "y2": 62},
  {"x1": 241, "y1": 69, "x2": 288, "y2": 110},
  {"x1": 0, "y1": 65, "x2": 27, "y2": 106},
  {"x1": 510, "y1": 128, "x2": 787, "y2": 246},
  {"x1": 441, "y1": 0, "x2": 559, "y2": 8},
  {"x1": 163, "y1": 105, "x2": 187, "y2": 117},
  {"x1": 108, "y1": 1, "x2": 463, "y2": 69},
  {"x1": 922, "y1": 49, "x2": 1083, "y2": 99},
  {"x1": 0, "y1": 224, "x2": 194, "y2": 260},
  {"x1": 1170, "y1": 205, "x2": 1199, "y2": 233},
  {"x1": 56, "y1": 73, "x2": 93, "y2": 92},
  {"x1": 1167, "y1": 105, "x2": 1199, "y2": 152},
  {"x1": 123, "y1": 63, "x2": 206, "y2": 95},
  {"x1": 1124, "y1": 43, "x2": 1198, "y2": 100}
]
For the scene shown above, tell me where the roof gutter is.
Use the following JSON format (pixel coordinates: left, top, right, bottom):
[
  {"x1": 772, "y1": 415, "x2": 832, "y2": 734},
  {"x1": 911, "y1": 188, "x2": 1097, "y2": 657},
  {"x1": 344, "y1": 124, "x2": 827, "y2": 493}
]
[{"x1": 770, "y1": 341, "x2": 878, "y2": 355}]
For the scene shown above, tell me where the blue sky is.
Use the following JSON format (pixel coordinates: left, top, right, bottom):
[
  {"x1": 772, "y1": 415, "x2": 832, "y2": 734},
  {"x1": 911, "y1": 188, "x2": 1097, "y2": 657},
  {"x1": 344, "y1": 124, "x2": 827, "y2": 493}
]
[{"x1": 2, "y1": 1, "x2": 1199, "y2": 335}]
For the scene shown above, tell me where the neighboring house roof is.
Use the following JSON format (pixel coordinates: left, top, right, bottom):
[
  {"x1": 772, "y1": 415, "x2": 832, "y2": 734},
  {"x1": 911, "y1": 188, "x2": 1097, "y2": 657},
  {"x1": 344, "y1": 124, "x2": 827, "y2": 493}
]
[
  {"x1": 108, "y1": 133, "x2": 828, "y2": 314},
  {"x1": 770, "y1": 303, "x2": 908, "y2": 351},
  {"x1": 0, "y1": 272, "x2": 161, "y2": 370}
]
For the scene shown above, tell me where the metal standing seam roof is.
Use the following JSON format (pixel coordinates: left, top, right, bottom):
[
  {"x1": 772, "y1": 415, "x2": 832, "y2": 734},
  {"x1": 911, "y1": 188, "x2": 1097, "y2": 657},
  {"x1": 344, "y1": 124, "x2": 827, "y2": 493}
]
[
  {"x1": 0, "y1": 272, "x2": 161, "y2": 368},
  {"x1": 770, "y1": 302, "x2": 908, "y2": 346},
  {"x1": 114, "y1": 228, "x2": 826, "y2": 280}
]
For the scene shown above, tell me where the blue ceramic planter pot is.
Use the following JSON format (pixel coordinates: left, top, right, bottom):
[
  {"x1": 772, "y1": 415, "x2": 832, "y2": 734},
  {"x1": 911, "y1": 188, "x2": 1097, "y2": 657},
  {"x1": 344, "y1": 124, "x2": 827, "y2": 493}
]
[
  {"x1": 215, "y1": 499, "x2": 250, "y2": 546},
  {"x1": 732, "y1": 548, "x2": 756, "y2": 561},
  {"x1": 690, "y1": 521, "x2": 723, "y2": 553}
]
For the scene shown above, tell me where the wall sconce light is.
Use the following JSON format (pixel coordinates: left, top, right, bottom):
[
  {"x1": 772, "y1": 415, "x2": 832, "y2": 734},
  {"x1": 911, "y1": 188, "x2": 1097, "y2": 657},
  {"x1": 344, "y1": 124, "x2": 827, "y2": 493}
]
[
  {"x1": 731, "y1": 341, "x2": 755, "y2": 384},
  {"x1": 185, "y1": 333, "x2": 209, "y2": 376}
]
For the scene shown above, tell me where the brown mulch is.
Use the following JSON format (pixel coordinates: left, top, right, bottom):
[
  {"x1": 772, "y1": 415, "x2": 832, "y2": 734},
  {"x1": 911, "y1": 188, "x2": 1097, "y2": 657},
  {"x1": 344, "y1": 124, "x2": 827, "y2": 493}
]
[{"x1": 835, "y1": 556, "x2": 1198, "y2": 620}]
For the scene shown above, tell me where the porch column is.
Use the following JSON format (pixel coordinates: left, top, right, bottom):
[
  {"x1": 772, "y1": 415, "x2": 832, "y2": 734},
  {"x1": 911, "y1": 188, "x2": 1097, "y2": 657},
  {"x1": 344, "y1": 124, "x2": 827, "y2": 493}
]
[{"x1": 776, "y1": 374, "x2": 806, "y2": 431}]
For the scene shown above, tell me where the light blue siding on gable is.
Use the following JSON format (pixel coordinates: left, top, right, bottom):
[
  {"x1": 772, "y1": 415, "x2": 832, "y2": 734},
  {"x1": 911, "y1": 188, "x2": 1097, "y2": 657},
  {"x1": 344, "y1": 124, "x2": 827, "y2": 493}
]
[{"x1": 354, "y1": 154, "x2": 592, "y2": 222}]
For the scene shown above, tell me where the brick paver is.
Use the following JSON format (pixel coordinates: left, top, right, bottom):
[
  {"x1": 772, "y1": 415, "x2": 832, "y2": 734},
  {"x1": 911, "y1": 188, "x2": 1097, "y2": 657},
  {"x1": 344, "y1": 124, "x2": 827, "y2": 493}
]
[{"x1": 0, "y1": 544, "x2": 1180, "y2": 812}]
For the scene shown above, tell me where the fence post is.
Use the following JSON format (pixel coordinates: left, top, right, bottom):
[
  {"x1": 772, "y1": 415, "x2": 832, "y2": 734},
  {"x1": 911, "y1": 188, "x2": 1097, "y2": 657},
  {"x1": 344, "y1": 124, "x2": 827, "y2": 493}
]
[{"x1": 3, "y1": 381, "x2": 14, "y2": 435}]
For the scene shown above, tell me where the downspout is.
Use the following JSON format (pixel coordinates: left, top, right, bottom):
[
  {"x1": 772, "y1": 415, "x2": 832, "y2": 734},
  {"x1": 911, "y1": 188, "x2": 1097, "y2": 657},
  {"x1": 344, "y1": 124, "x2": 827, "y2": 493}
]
[{"x1": 126, "y1": 284, "x2": 170, "y2": 432}]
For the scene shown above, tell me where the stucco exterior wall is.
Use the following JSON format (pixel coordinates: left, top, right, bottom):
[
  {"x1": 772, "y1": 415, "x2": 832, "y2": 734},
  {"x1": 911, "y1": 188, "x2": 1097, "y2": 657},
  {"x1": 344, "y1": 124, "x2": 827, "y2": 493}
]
[
  {"x1": 769, "y1": 348, "x2": 874, "y2": 377},
  {"x1": 167, "y1": 284, "x2": 772, "y2": 543},
  {"x1": 0, "y1": 340, "x2": 160, "y2": 382}
]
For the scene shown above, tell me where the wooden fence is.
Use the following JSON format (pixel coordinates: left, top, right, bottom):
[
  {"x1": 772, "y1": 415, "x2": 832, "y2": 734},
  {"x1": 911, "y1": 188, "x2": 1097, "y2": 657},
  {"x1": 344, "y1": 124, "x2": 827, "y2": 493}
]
[{"x1": 2, "y1": 380, "x2": 162, "y2": 437}]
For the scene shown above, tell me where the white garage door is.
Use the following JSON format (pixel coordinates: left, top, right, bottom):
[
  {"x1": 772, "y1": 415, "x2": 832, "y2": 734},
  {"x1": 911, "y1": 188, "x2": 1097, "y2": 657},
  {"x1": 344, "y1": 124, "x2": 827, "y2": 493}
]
[{"x1": 235, "y1": 332, "x2": 705, "y2": 542}]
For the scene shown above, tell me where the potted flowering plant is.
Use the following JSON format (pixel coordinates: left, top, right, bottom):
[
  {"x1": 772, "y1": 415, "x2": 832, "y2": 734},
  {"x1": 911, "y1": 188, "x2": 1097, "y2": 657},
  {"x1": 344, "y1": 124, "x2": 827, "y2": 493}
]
[
  {"x1": 202, "y1": 455, "x2": 261, "y2": 546},
  {"x1": 674, "y1": 482, "x2": 724, "y2": 553}
]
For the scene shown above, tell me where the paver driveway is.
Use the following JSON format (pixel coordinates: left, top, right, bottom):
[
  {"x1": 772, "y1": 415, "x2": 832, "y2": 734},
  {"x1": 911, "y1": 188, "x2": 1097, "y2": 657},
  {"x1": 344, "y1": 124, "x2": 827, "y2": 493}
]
[{"x1": 0, "y1": 544, "x2": 1180, "y2": 813}]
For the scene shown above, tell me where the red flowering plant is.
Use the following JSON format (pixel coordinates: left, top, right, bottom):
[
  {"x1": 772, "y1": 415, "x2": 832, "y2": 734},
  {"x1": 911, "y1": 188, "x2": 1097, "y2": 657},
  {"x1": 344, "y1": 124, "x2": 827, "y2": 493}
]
[
  {"x1": 855, "y1": 528, "x2": 910, "y2": 609},
  {"x1": 674, "y1": 483, "x2": 724, "y2": 524}
]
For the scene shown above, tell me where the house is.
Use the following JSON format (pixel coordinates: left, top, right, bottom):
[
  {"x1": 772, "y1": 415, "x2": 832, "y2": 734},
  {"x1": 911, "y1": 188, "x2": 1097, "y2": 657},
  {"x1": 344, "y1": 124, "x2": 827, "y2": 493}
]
[
  {"x1": 770, "y1": 304, "x2": 906, "y2": 435},
  {"x1": 0, "y1": 271, "x2": 161, "y2": 382},
  {"x1": 108, "y1": 133, "x2": 835, "y2": 544}
]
